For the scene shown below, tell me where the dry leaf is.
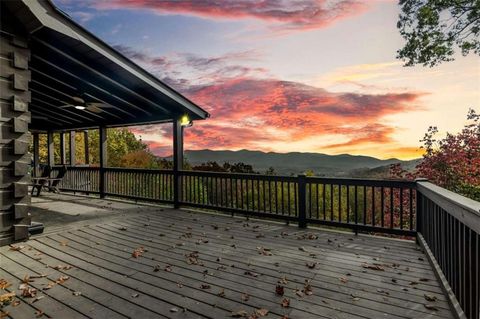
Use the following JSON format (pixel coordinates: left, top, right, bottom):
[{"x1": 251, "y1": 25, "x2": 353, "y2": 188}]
[
  {"x1": 217, "y1": 289, "x2": 226, "y2": 297},
  {"x1": 362, "y1": 263, "x2": 385, "y2": 271},
  {"x1": 200, "y1": 284, "x2": 211, "y2": 289},
  {"x1": 281, "y1": 298, "x2": 290, "y2": 308},
  {"x1": 244, "y1": 271, "x2": 259, "y2": 277},
  {"x1": 254, "y1": 308, "x2": 269, "y2": 316},
  {"x1": 9, "y1": 245, "x2": 24, "y2": 251},
  {"x1": 170, "y1": 307, "x2": 179, "y2": 313},
  {"x1": 43, "y1": 282, "x2": 55, "y2": 290},
  {"x1": 21, "y1": 286, "x2": 37, "y2": 298},
  {"x1": 306, "y1": 262, "x2": 316, "y2": 269},
  {"x1": 132, "y1": 247, "x2": 144, "y2": 258},
  {"x1": 241, "y1": 293, "x2": 250, "y2": 301},
  {"x1": 56, "y1": 275, "x2": 70, "y2": 284},
  {"x1": 31, "y1": 296, "x2": 44, "y2": 304},
  {"x1": 424, "y1": 294, "x2": 437, "y2": 302},
  {"x1": 35, "y1": 310, "x2": 45, "y2": 318},
  {"x1": 0, "y1": 292, "x2": 16, "y2": 304},
  {"x1": 231, "y1": 310, "x2": 248, "y2": 317},
  {"x1": 275, "y1": 285, "x2": 285, "y2": 296},
  {"x1": 164, "y1": 265, "x2": 172, "y2": 272},
  {"x1": 339, "y1": 277, "x2": 348, "y2": 284},
  {"x1": 424, "y1": 304, "x2": 438, "y2": 311},
  {"x1": 0, "y1": 279, "x2": 11, "y2": 290},
  {"x1": 72, "y1": 291, "x2": 82, "y2": 296}
]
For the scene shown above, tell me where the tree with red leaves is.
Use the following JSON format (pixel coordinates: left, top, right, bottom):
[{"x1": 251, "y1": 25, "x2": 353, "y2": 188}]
[{"x1": 391, "y1": 108, "x2": 480, "y2": 201}]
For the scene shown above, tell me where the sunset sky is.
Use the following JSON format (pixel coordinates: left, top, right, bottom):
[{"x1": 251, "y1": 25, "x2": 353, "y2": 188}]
[{"x1": 55, "y1": 0, "x2": 479, "y2": 160}]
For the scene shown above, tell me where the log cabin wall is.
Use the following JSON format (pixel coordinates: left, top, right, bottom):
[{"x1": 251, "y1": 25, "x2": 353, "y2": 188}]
[{"x1": 0, "y1": 3, "x2": 32, "y2": 245}]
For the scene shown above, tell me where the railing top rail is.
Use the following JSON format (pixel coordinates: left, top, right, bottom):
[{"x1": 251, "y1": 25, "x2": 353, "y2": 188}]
[
  {"x1": 105, "y1": 167, "x2": 174, "y2": 174},
  {"x1": 306, "y1": 176, "x2": 416, "y2": 188},
  {"x1": 179, "y1": 170, "x2": 298, "y2": 182},
  {"x1": 417, "y1": 180, "x2": 480, "y2": 234}
]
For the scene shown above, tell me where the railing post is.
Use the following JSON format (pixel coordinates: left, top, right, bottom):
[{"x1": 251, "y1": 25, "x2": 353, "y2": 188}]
[
  {"x1": 173, "y1": 118, "x2": 183, "y2": 209},
  {"x1": 415, "y1": 178, "x2": 427, "y2": 243},
  {"x1": 298, "y1": 174, "x2": 307, "y2": 228},
  {"x1": 99, "y1": 126, "x2": 107, "y2": 198}
]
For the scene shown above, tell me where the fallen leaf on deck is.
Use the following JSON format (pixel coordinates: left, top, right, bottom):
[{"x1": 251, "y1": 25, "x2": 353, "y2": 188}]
[
  {"x1": 35, "y1": 310, "x2": 45, "y2": 318},
  {"x1": 60, "y1": 240, "x2": 68, "y2": 246},
  {"x1": 241, "y1": 293, "x2": 250, "y2": 301},
  {"x1": 424, "y1": 304, "x2": 438, "y2": 311},
  {"x1": 9, "y1": 245, "x2": 24, "y2": 251},
  {"x1": 419, "y1": 278, "x2": 430, "y2": 282},
  {"x1": 164, "y1": 265, "x2": 172, "y2": 272},
  {"x1": 12, "y1": 300, "x2": 20, "y2": 307},
  {"x1": 254, "y1": 308, "x2": 269, "y2": 316},
  {"x1": 306, "y1": 262, "x2": 316, "y2": 269},
  {"x1": 362, "y1": 263, "x2": 385, "y2": 271},
  {"x1": 56, "y1": 275, "x2": 70, "y2": 284},
  {"x1": 22, "y1": 275, "x2": 33, "y2": 283},
  {"x1": 244, "y1": 271, "x2": 259, "y2": 277},
  {"x1": 217, "y1": 289, "x2": 226, "y2": 297},
  {"x1": 275, "y1": 285, "x2": 285, "y2": 296},
  {"x1": 72, "y1": 291, "x2": 82, "y2": 296},
  {"x1": 30, "y1": 296, "x2": 44, "y2": 304},
  {"x1": 0, "y1": 279, "x2": 11, "y2": 290},
  {"x1": 153, "y1": 264, "x2": 161, "y2": 272},
  {"x1": 21, "y1": 286, "x2": 37, "y2": 298},
  {"x1": 0, "y1": 292, "x2": 16, "y2": 304},
  {"x1": 339, "y1": 277, "x2": 348, "y2": 284},
  {"x1": 170, "y1": 307, "x2": 179, "y2": 313},
  {"x1": 298, "y1": 247, "x2": 307, "y2": 252},
  {"x1": 200, "y1": 284, "x2": 211, "y2": 289},
  {"x1": 43, "y1": 282, "x2": 56, "y2": 290},
  {"x1": 231, "y1": 310, "x2": 248, "y2": 317},
  {"x1": 131, "y1": 293, "x2": 139, "y2": 298},
  {"x1": 119, "y1": 227, "x2": 127, "y2": 231},
  {"x1": 303, "y1": 280, "x2": 313, "y2": 296},
  {"x1": 278, "y1": 276, "x2": 288, "y2": 285},
  {"x1": 132, "y1": 247, "x2": 144, "y2": 258},
  {"x1": 281, "y1": 298, "x2": 290, "y2": 308},
  {"x1": 52, "y1": 265, "x2": 72, "y2": 271},
  {"x1": 424, "y1": 294, "x2": 437, "y2": 302}
]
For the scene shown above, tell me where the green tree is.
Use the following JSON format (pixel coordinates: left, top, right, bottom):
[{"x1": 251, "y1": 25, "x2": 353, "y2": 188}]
[{"x1": 397, "y1": 0, "x2": 480, "y2": 66}]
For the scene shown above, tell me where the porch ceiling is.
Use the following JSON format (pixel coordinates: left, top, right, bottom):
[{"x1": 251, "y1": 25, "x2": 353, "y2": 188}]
[{"x1": 7, "y1": 0, "x2": 209, "y2": 132}]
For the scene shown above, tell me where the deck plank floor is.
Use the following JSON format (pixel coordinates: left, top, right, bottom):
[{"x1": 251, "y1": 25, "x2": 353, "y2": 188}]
[{"x1": 1, "y1": 195, "x2": 454, "y2": 318}]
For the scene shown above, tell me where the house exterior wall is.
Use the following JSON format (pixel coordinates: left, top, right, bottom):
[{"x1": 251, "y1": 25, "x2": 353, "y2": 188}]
[{"x1": 0, "y1": 4, "x2": 32, "y2": 245}]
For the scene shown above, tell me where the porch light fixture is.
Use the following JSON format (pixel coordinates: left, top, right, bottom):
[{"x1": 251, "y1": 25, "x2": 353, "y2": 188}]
[
  {"x1": 180, "y1": 114, "x2": 192, "y2": 127},
  {"x1": 75, "y1": 105, "x2": 86, "y2": 110}
]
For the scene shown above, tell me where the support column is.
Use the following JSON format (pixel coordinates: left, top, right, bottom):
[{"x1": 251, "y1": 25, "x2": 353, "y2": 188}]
[
  {"x1": 84, "y1": 130, "x2": 89, "y2": 165},
  {"x1": 47, "y1": 131, "x2": 54, "y2": 169},
  {"x1": 0, "y1": 9, "x2": 32, "y2": 244},
  {"x1": 173, "y1": 118, "x2": 184, "y2": 208},
  {"x1": 59, "y1": 132, "x2": 66, "y2": 165},
  {"x1": 32, "y1": 133, "x2": 39, "y2": 177},
  {"x1": 69, "y1": 131, "x2": 76, "y2": 166},
  {"x1": 99, "y1": 126, "x2": 107, "y2": 198}
]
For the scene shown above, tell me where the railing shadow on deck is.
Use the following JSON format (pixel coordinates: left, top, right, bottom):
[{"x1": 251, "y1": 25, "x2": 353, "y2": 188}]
[{"x1": 48, "y1": 165, "x2": 479, "y2": 319}]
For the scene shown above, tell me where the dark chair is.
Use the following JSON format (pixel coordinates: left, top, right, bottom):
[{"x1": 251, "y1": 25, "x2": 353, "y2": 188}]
[
  {"x1": 48, "y1": 165, "x2": 67, "y2": 193},
  {"x1": 31, "y1": 166, "x2": 52, "y2": 197}
]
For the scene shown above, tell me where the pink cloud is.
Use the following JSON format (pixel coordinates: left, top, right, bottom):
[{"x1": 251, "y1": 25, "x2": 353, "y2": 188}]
[{"x1": 94, "y1": 0, "x2": 369, "y2": 32}]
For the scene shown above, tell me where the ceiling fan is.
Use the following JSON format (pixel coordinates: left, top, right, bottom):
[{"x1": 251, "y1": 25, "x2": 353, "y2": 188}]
[{"x1": 59, "y1": 94, "x2": 114, "y2": 113}]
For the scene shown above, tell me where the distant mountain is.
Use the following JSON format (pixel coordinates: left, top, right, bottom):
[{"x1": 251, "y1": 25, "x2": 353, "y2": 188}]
[{"x1": 179, "y1": 149, "x2": 421, "y2": 177}]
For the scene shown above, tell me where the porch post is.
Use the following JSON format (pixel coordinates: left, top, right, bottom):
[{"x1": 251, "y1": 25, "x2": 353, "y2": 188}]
[
  {"x1": 47, "y1": 131, "x2": 54, "y2": 170},
  {"x1": 69, "y1": 131, "x2": 76, "y2": 166},
  {"x1": 84, "y1": 130, "x2": 89, "y2": 165},
  {"x1": 173, "y1": 118, "x2": 183, "y2": 208},
  {"x1": 32, "y1": 132, "x2": 39, "y2": 177},
  {"x1": 99, "y1": 126, "x2": 107, "y2": 198},
  {"x1": 59, "y1": 132, "x2": 66, "y2": 165}
]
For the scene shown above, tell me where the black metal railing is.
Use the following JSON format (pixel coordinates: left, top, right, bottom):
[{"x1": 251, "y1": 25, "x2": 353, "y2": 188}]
[
  {"x1": 49, "y1": 166, "x2": 479, "y2": 318},
  {"x1": 417, "y1": 181, "x2": 480, "y2": 319}
]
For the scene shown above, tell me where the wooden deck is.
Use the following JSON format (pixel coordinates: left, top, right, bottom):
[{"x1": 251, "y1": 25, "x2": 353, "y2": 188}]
[{"x1": 1, "y1": 195, "x2": 454, "y2": 318}]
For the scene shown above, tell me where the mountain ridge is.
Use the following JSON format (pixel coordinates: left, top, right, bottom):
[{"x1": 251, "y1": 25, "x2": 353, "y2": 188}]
[{"x1": 176, "y1": 149, "x2": 420, "y2": 177}]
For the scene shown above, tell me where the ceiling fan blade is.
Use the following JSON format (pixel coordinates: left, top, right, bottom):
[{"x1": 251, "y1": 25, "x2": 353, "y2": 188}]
[
  {"x1": 87, "y1": 102, "x2": 115, "y2": 108},
  {"x1": 85, "y1": 104, "x2": 103, "y2": 113},
  {"x1": 59, "y1": 104, "x2": 74, "y2": 108},
  {"x1": 72, "y1": 96, "x2": 85, "y2": 105}
]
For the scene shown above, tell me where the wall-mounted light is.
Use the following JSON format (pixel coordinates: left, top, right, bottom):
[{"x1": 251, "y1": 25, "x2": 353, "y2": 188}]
[
  {"x1": 75, "y1": 105, "x2": 86, "y2": 110},
  {"x1": 180, "y1": 114, "x2": 193, "y2": 127}
]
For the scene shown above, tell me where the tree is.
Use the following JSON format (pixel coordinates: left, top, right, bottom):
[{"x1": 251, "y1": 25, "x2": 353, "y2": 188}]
[
  {"x1": 397, "y1": 0, "x2": 480, "y2": 67},
  {"x1": 390, "y1": 108, "x2": 480, "y2": 200}
]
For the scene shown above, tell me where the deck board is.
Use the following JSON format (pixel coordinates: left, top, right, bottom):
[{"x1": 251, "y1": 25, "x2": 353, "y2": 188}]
[{"x1": 1, "y1": 194, "x2": 455, "y2": 318}]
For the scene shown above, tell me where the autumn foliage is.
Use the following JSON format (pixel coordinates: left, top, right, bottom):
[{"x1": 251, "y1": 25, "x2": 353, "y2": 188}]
[{"x1": 391, "y1": 109, "x2": 480, "y2": 201}]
